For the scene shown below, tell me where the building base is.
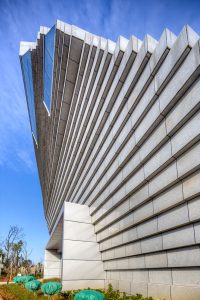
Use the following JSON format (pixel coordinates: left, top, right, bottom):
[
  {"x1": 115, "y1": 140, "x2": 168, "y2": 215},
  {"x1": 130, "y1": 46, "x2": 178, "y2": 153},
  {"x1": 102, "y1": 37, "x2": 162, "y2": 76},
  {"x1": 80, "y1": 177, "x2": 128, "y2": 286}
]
[{"x1": 44, "y1": 202, "x2": 105, "y2": 290}]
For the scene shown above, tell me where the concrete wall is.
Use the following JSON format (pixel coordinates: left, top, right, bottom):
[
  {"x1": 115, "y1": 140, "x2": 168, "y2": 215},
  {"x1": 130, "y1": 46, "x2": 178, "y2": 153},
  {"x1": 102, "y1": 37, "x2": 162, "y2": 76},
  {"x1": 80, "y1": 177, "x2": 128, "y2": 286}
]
[
  {"x1": 44, "y1": 249, "x2": 61, "y2": 278},
  {"x1": 62, "y1": 202, "x2": 105, "y2": 290},
  {"x1": 22, "y1": 21, "x2": 200, "y2": 299},
  {"x1": 86, "y1": 28, "x2": 200, "y2": 299}
]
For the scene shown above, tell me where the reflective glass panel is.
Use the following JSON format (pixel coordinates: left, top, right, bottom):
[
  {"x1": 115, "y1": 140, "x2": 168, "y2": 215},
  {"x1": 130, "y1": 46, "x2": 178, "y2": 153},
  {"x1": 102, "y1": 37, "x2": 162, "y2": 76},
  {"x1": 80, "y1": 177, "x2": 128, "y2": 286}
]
[
  {"x1": 44, "y1": 25, "x2": 56, "y2": 113},
  {"x1": 21, "y1": 50, "x2": 37, "y2": 141}
]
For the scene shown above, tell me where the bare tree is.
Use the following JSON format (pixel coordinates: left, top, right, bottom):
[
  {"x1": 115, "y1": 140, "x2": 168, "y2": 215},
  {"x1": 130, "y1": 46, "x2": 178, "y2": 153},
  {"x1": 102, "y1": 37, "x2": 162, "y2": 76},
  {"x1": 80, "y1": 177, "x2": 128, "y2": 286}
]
[
  {"x1": 2, "y1": 226, "x2": 25, "y2": 283},
  {"x1": 4, "y1": 226, "x2": 24, "y2": 262},
  {"x1": 12, "y1": 240, "x2": 24, "y2": 274},
  {"x1": 0, "y1": 226, "x2": 39, "y2": 281},
  {"x1": 21, "y1": 242, "x2": 32, "y2": 275}
]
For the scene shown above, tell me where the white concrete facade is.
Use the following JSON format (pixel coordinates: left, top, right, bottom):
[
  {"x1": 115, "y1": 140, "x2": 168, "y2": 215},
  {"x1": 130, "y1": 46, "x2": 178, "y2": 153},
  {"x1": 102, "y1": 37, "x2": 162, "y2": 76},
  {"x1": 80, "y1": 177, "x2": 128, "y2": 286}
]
[
  {"x1": 20, "y1": 20, "x2": 200, "y2": 299},
  {"x1": 44, "y1": 250, "x2": 61, "y2": 279},
  {"x1": 44, "y1": 202, "x2": 105, "y2": 289},
  {"x1": 62, "y1": 202, "x2": 105, "y2": 290}
]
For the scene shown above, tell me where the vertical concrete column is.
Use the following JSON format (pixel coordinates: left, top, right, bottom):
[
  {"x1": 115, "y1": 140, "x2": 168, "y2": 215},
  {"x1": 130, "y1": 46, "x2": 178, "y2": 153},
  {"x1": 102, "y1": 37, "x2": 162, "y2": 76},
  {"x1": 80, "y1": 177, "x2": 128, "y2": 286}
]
[
  {"x1": 44, "y1": 249, "x2": 61, "y2": 278},
  {"x1": 62, "y1": 201, "x2": 105, "y2": 290}
]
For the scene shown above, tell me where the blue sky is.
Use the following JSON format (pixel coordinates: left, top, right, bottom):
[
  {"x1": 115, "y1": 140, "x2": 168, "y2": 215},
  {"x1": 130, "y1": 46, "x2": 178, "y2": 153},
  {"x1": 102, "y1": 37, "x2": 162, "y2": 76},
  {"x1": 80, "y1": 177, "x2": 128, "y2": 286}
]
[{"x1": 0, "y1": 0, "x2": 200, "y2": 263}]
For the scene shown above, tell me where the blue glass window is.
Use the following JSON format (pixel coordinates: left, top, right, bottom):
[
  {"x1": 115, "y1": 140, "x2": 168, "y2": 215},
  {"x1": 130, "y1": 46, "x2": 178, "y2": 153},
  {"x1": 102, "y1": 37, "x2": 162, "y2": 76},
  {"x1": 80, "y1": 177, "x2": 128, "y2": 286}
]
[
  {"x1": 21, "y1": 50, "x2": 37, "y2": 141},
  {"x1": 44, "y1": 25, "x2": 56, "y2": 113}
]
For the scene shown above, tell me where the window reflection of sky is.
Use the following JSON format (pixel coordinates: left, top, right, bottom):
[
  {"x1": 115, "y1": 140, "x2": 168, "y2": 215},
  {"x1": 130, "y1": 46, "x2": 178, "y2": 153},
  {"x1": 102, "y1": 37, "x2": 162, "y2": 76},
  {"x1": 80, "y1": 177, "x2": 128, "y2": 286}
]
[
  {"x1": 44, "y1": 25, "x2": 56, "y2": 113},
  {"x1": 21, "y1": 50, "x2": 37, "y2": 141},
  {"x1": 21, "y1": 25, "x2": 56, "y2": 141}
]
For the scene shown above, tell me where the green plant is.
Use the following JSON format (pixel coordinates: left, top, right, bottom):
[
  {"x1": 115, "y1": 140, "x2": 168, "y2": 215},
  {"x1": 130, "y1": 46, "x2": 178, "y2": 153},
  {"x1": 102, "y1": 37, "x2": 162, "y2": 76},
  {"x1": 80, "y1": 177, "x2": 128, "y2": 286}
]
[
  {"x1": 129, "y1": 295, "x2": 142, "y2": 300},
  {"x1": 104, "y1": 285, "x2": 162, "y2": 300},
  {"x1": 129, "y1": 294, "x2": 155, "y2": 300},
  {"x1": 105, "y1": 284, "x2": 120, "y2": 300},
  {"x1": 61, "y1": 290, "x2": 77, "y2": 300},
  {"x1": 121, "y1": 292, "x2": 129, "y2": 300},
  {"x1": 36, "y1": 272, "x2": 43, "y2": 279}
]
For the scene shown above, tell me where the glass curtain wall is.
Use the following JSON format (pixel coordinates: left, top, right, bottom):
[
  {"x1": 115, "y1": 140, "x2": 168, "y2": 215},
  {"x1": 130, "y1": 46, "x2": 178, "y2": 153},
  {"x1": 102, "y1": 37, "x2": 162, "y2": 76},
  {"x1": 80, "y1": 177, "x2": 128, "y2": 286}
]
[
  {"x1": 21, "y1": 50, "x2": 37, "y2": 141},
  {"x1": 43, "y1": 25, "x2": 56, "y2": 113}
]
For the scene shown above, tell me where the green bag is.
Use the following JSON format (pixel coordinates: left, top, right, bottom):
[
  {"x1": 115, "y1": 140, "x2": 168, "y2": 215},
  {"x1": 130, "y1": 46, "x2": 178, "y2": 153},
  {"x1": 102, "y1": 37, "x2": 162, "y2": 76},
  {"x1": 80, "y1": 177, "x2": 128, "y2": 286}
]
[
  {"x1": 13, "y1": 276, "x2": 21, "y2": 284},
  {"x1": 23, "y1": 275, "x2": 35, "y2": 283},
  {"x1": 25, "y1": 279, "x2": 41, "y2": 292},
  {"x1": 41, "y1": 281, "x2": 62, "y2": 296},
  {"x1": 13, "y1": 275, "x2": 35, "y2": 284},
  {"x1": 74, "y1": 290, "x2": 105, "y2": 300}
]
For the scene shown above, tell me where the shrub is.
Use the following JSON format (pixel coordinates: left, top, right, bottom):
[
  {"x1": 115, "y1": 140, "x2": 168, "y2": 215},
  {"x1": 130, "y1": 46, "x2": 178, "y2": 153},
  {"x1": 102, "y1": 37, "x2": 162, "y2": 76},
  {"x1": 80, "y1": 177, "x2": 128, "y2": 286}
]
[
  {"x1": 104, "y1": 285, "x2": 159, "y2": 300},
  {"x1": 60, "y1": 290, "x2": 74, "y2": 300},
  {"x1": 36, "y1": 272, "x2": 43, "y2": 279},
  {"x1": 105, "y1": 284, "x2": 120, "y2": 300}
]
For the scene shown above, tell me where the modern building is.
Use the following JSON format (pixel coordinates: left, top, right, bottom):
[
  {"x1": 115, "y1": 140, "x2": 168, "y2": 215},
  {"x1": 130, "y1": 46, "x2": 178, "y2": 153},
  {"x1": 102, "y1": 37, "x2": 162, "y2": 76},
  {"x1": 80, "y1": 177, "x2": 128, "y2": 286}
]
[{"x1": 20, "y1": 20, "x2": 200, "y2": 299}]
